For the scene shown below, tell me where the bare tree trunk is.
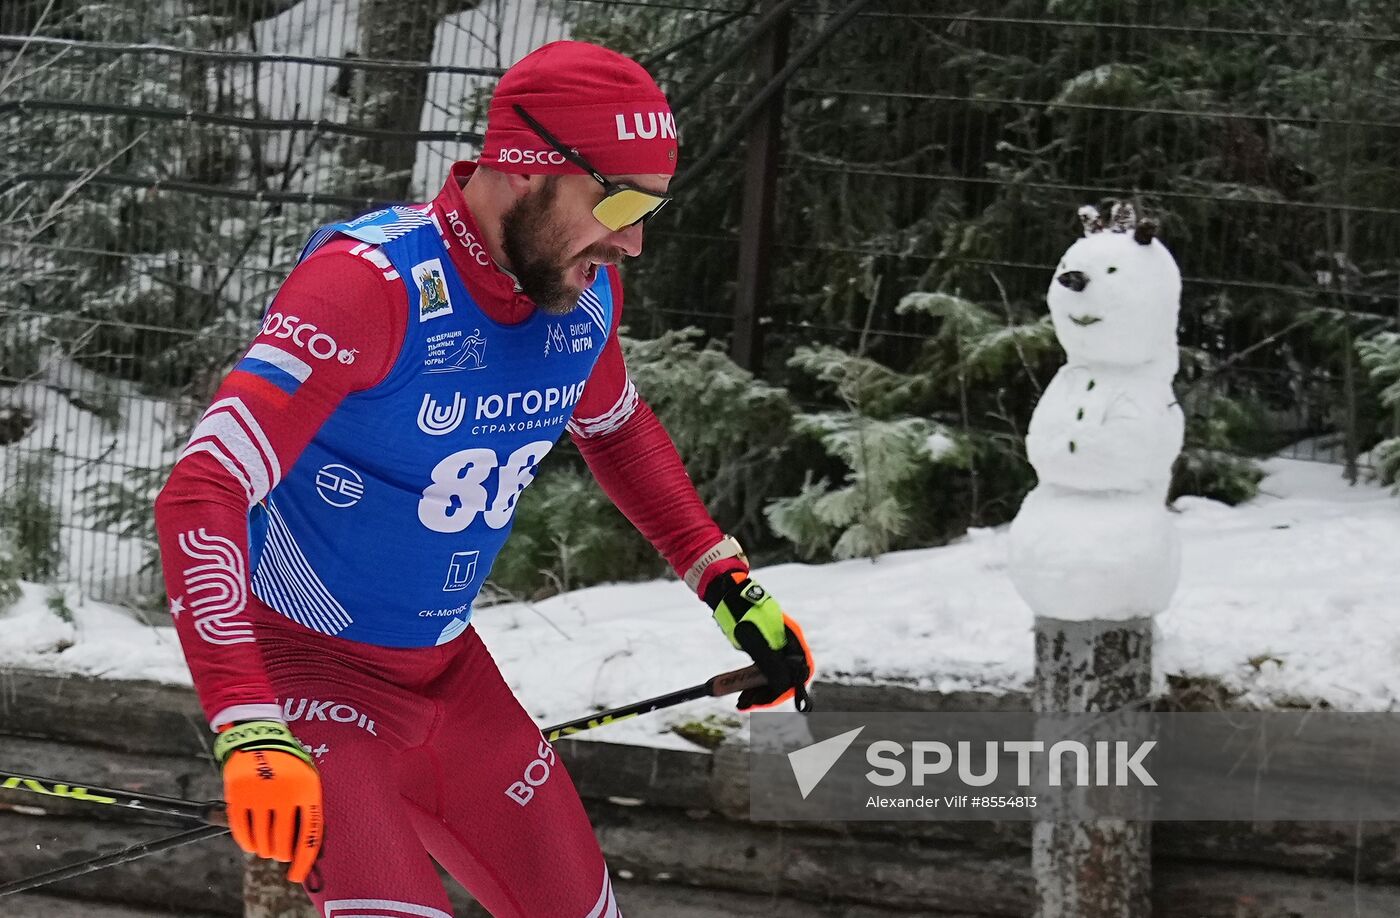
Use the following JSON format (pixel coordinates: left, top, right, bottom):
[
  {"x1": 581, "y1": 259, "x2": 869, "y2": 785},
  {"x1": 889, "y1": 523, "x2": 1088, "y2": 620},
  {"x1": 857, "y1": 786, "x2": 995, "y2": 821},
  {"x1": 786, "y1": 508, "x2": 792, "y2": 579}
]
[
  {"x1": 1032, "y1": 617, "x2": 1152, "y2": 918},
  {"x1": 346, "y1": 0, "x2": 481, "y2": 203},
  {"x1": 243, "y1": 854, "x2": 316, "y2": 918}
]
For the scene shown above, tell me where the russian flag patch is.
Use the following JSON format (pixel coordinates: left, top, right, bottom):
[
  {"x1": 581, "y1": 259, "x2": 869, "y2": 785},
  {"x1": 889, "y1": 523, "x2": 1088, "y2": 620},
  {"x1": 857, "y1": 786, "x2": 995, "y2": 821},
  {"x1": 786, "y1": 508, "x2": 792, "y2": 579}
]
[{"x1": 232, "y1": 344, "x2": 312, "y2": 398}]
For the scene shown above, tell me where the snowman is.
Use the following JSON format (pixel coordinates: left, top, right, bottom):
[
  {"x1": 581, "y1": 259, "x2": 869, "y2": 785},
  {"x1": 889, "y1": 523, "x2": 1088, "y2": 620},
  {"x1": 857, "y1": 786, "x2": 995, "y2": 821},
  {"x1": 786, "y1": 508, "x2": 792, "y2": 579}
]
[{"x1": 1009, "y1": 202, "x2": 1184, "y2": 622}]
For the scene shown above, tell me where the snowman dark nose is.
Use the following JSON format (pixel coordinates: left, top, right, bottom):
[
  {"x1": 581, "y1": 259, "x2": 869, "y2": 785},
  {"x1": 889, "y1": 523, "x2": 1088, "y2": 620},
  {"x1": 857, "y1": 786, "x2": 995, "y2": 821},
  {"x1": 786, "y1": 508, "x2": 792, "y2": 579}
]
[{"x1": 1056, "y1": 271, "x2": 1089, "y2": 292}]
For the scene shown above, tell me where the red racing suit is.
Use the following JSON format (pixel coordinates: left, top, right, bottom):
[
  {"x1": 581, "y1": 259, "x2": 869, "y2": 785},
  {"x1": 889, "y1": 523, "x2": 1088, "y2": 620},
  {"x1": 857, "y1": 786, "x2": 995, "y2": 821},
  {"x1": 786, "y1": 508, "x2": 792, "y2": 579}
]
[{"x1": 154, "y1": 161, "x2": 745, "y2": 917}]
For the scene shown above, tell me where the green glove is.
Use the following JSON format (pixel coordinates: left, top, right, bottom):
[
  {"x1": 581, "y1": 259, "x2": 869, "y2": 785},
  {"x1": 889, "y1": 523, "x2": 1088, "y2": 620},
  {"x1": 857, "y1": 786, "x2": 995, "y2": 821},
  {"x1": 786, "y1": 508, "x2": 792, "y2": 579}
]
[{"x1": 705, "y1": 573, "x2": 814, "y2": 711}]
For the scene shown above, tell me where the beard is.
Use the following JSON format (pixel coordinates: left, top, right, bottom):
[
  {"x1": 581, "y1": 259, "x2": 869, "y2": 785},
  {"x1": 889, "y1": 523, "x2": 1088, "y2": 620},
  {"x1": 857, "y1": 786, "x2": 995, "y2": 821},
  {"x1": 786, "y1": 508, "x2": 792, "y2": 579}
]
[{"x1": 500, "y1": 177, "x2": 625, "y2": 316}]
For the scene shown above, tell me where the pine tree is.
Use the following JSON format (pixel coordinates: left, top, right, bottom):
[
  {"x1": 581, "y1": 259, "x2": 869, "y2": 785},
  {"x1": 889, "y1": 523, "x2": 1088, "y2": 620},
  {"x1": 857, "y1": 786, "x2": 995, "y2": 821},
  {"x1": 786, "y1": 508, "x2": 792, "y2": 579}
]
[
  {"x1": 1358, "y1": 332, "x2": 1400, "y2": 485},
  {"x1": 0, "y1": 530, "x2": 22, "y2": 612},
  {"x1": 766, "y1": 288, "x2": 1057, "y2": 560},
  {"x1": 0, "y1": 448, "x2": 64, "y2": 583},
  {"x1": 622, "y1": 329, "x2": 799, "y2": 537}
]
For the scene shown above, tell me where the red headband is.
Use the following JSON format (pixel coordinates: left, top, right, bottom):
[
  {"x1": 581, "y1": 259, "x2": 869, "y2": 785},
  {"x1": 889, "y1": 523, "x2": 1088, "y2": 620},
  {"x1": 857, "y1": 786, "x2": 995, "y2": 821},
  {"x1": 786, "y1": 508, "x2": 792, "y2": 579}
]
[{"x1": 480, "y1": 41, "x2": 679, "y2": 177}]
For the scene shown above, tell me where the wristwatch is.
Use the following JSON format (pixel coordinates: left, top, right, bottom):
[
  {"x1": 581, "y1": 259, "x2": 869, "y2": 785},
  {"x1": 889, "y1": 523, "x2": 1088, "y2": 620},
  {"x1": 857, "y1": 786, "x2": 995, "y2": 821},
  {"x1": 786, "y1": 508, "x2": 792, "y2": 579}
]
[{"x1": 683, "y1": 535, "x2": 747, "y2": 593}]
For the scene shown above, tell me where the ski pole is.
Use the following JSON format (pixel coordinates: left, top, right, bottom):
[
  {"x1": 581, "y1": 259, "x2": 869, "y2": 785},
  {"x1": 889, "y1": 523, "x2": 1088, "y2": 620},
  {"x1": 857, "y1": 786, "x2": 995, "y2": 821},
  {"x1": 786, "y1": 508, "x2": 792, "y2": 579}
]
[
  {"x1": 0, "y1": 664, "x2": 776, "y2": 821},
  {"x1": 0, "y1": 771, "x2": 228, "y2": 825},
  {"x1": 0, "y1": 823, "x2": 228, "y2": 897},
  {"x1": 0, "y1": 662, "x2": 772, "y2": 822},
  {"x1": 0, "y1": 663, "x2": 779, "y2": 896},
  {"x1": 543, "y1": 662, "x2": 770, "y2": 741},
  {"x1": 0, "y1": 776, "x2": 233, "y2": 898}
]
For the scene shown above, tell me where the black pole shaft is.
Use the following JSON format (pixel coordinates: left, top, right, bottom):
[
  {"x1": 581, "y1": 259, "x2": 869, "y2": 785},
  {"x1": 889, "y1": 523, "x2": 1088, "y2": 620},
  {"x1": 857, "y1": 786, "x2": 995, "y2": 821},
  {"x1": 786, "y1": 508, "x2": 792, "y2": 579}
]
[
  {"x1": 0, "y1": 665, "x2": 771, "y2": 897},
  {"x1": 544, "y1": 683, "x2": 711, "y2": 741},
  {"x1": 0, "y1": 770, "x2": 224, "y2": 824},
  {"x1": 1, "y1": 666, "x2": 767, "y2": 822},
  {"x1": 0, "y1": 824, "x2": 229, "y2": 897},
  {"x1": 543, "y1": 665, "x2": 765, "y2": 741}
]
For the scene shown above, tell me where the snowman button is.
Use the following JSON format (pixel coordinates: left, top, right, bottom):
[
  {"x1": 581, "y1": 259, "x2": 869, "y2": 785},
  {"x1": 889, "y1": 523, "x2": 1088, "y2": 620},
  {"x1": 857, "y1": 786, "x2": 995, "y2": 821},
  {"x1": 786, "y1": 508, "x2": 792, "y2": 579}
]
[
  {"x1": 1076, "y1": 407, "x2": 1084, "y2": 421},
  {"x1": 1087, "y1": 379, "x2": 1096, "y2": 391},
  {"x1": 1068, "y1": 440, "x2": 1077, "y2": 453}
]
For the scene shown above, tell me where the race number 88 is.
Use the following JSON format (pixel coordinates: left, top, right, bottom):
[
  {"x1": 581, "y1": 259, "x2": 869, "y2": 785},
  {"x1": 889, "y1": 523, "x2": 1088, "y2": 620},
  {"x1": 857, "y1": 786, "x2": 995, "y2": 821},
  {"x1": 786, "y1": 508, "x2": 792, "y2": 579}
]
[{"x1": 417, "y1": 440, "x2": 554, "y2": 533}]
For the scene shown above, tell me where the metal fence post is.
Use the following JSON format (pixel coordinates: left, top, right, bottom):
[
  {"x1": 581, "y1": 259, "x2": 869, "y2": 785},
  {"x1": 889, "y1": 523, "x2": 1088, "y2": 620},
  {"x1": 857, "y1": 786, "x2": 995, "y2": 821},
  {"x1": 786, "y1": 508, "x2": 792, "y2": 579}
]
[{"x1": 730, "y1": 0, "x2": 789, "y2": 374}]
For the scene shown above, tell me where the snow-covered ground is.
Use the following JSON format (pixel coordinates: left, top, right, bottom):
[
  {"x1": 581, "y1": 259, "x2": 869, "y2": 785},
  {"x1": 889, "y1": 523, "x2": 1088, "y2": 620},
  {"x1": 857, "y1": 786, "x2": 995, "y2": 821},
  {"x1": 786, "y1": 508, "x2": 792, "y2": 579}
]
[{"x1": 2, "y1": 457, "x2": 1396, "y2": 751}]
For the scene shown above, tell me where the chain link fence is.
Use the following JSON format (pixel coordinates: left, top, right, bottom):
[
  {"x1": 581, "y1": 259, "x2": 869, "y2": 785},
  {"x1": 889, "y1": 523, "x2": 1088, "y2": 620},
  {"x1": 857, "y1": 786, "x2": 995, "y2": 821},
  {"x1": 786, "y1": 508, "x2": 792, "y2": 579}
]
[{"x1": 3, "y1": 0, "x2": 1398, "y2": 602}]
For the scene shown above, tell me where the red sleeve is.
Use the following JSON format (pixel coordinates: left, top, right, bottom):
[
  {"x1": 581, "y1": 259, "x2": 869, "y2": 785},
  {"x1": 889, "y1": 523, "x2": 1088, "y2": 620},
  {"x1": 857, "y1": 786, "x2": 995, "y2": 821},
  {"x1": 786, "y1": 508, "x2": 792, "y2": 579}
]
[
  {"x1": 570, "y1": 267, "x2": 747, "y2": 598},
  {"x1": 153, "y1": 242, "x2": 406, "y2": 730}
]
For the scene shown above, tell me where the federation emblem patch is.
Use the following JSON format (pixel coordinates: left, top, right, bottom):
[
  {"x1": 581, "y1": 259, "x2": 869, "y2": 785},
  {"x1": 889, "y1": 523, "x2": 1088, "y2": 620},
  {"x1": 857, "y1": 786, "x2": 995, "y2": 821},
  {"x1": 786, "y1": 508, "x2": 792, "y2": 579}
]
[{"x1": 412, "y1": 258, "x2": 453, "y2": 321}]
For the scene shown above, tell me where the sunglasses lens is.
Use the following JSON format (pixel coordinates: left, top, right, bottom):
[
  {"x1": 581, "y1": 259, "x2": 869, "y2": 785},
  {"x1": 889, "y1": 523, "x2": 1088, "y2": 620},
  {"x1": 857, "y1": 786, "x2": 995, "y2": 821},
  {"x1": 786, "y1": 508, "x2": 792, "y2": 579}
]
[{"x1": 593, "y1": 189, "x2": 669, "y2": 231}]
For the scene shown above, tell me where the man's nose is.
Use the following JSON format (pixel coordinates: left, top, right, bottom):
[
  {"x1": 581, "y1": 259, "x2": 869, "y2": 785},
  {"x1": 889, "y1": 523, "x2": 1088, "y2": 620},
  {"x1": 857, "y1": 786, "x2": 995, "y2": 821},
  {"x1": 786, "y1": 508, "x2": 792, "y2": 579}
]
[
  {"x1": 1056, "y1": 270, "x2": 1089, "y2": 292},
  {"x1": 610, "y1": 222, "x2": 644, "y2": 258}
]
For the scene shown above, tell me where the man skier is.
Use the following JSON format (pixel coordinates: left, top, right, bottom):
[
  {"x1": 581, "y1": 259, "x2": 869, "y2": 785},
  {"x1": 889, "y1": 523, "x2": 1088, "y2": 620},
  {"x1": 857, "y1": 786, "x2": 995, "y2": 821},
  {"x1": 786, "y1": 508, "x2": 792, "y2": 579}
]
[{"x1": 154, "y1": 40, "x2": 813, "y2": 918}]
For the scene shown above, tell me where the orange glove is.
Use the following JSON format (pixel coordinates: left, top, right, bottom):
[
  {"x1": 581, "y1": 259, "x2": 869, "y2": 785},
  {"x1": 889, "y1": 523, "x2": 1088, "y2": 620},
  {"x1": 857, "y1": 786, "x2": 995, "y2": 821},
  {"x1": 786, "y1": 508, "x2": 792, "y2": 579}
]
[{"x1": 214, "y1": 720, "x2": 324, "y2": 883}]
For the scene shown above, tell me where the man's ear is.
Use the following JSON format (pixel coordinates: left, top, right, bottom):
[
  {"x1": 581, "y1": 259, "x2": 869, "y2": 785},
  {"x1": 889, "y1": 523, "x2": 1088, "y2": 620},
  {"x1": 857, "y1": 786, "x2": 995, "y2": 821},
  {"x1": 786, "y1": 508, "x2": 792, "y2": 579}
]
[{"x1": 503, "y1": 172, "x2": 538, "y2": 198}]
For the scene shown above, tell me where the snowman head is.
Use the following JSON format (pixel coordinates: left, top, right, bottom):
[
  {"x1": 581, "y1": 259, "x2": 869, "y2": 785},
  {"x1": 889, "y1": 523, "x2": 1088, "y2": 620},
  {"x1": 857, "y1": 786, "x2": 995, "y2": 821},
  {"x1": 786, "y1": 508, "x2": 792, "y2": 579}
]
[{"x1": 1046, "y1": 202, "x2": 1181, "y2": 369}]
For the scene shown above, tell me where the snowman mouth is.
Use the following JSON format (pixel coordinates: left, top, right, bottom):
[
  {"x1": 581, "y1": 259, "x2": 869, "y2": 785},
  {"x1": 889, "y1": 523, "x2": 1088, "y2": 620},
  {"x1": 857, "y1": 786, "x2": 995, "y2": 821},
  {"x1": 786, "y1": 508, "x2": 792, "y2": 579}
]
[{"x1": 1069, "y1": 314, "x2": 1102, "y2": 327}]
